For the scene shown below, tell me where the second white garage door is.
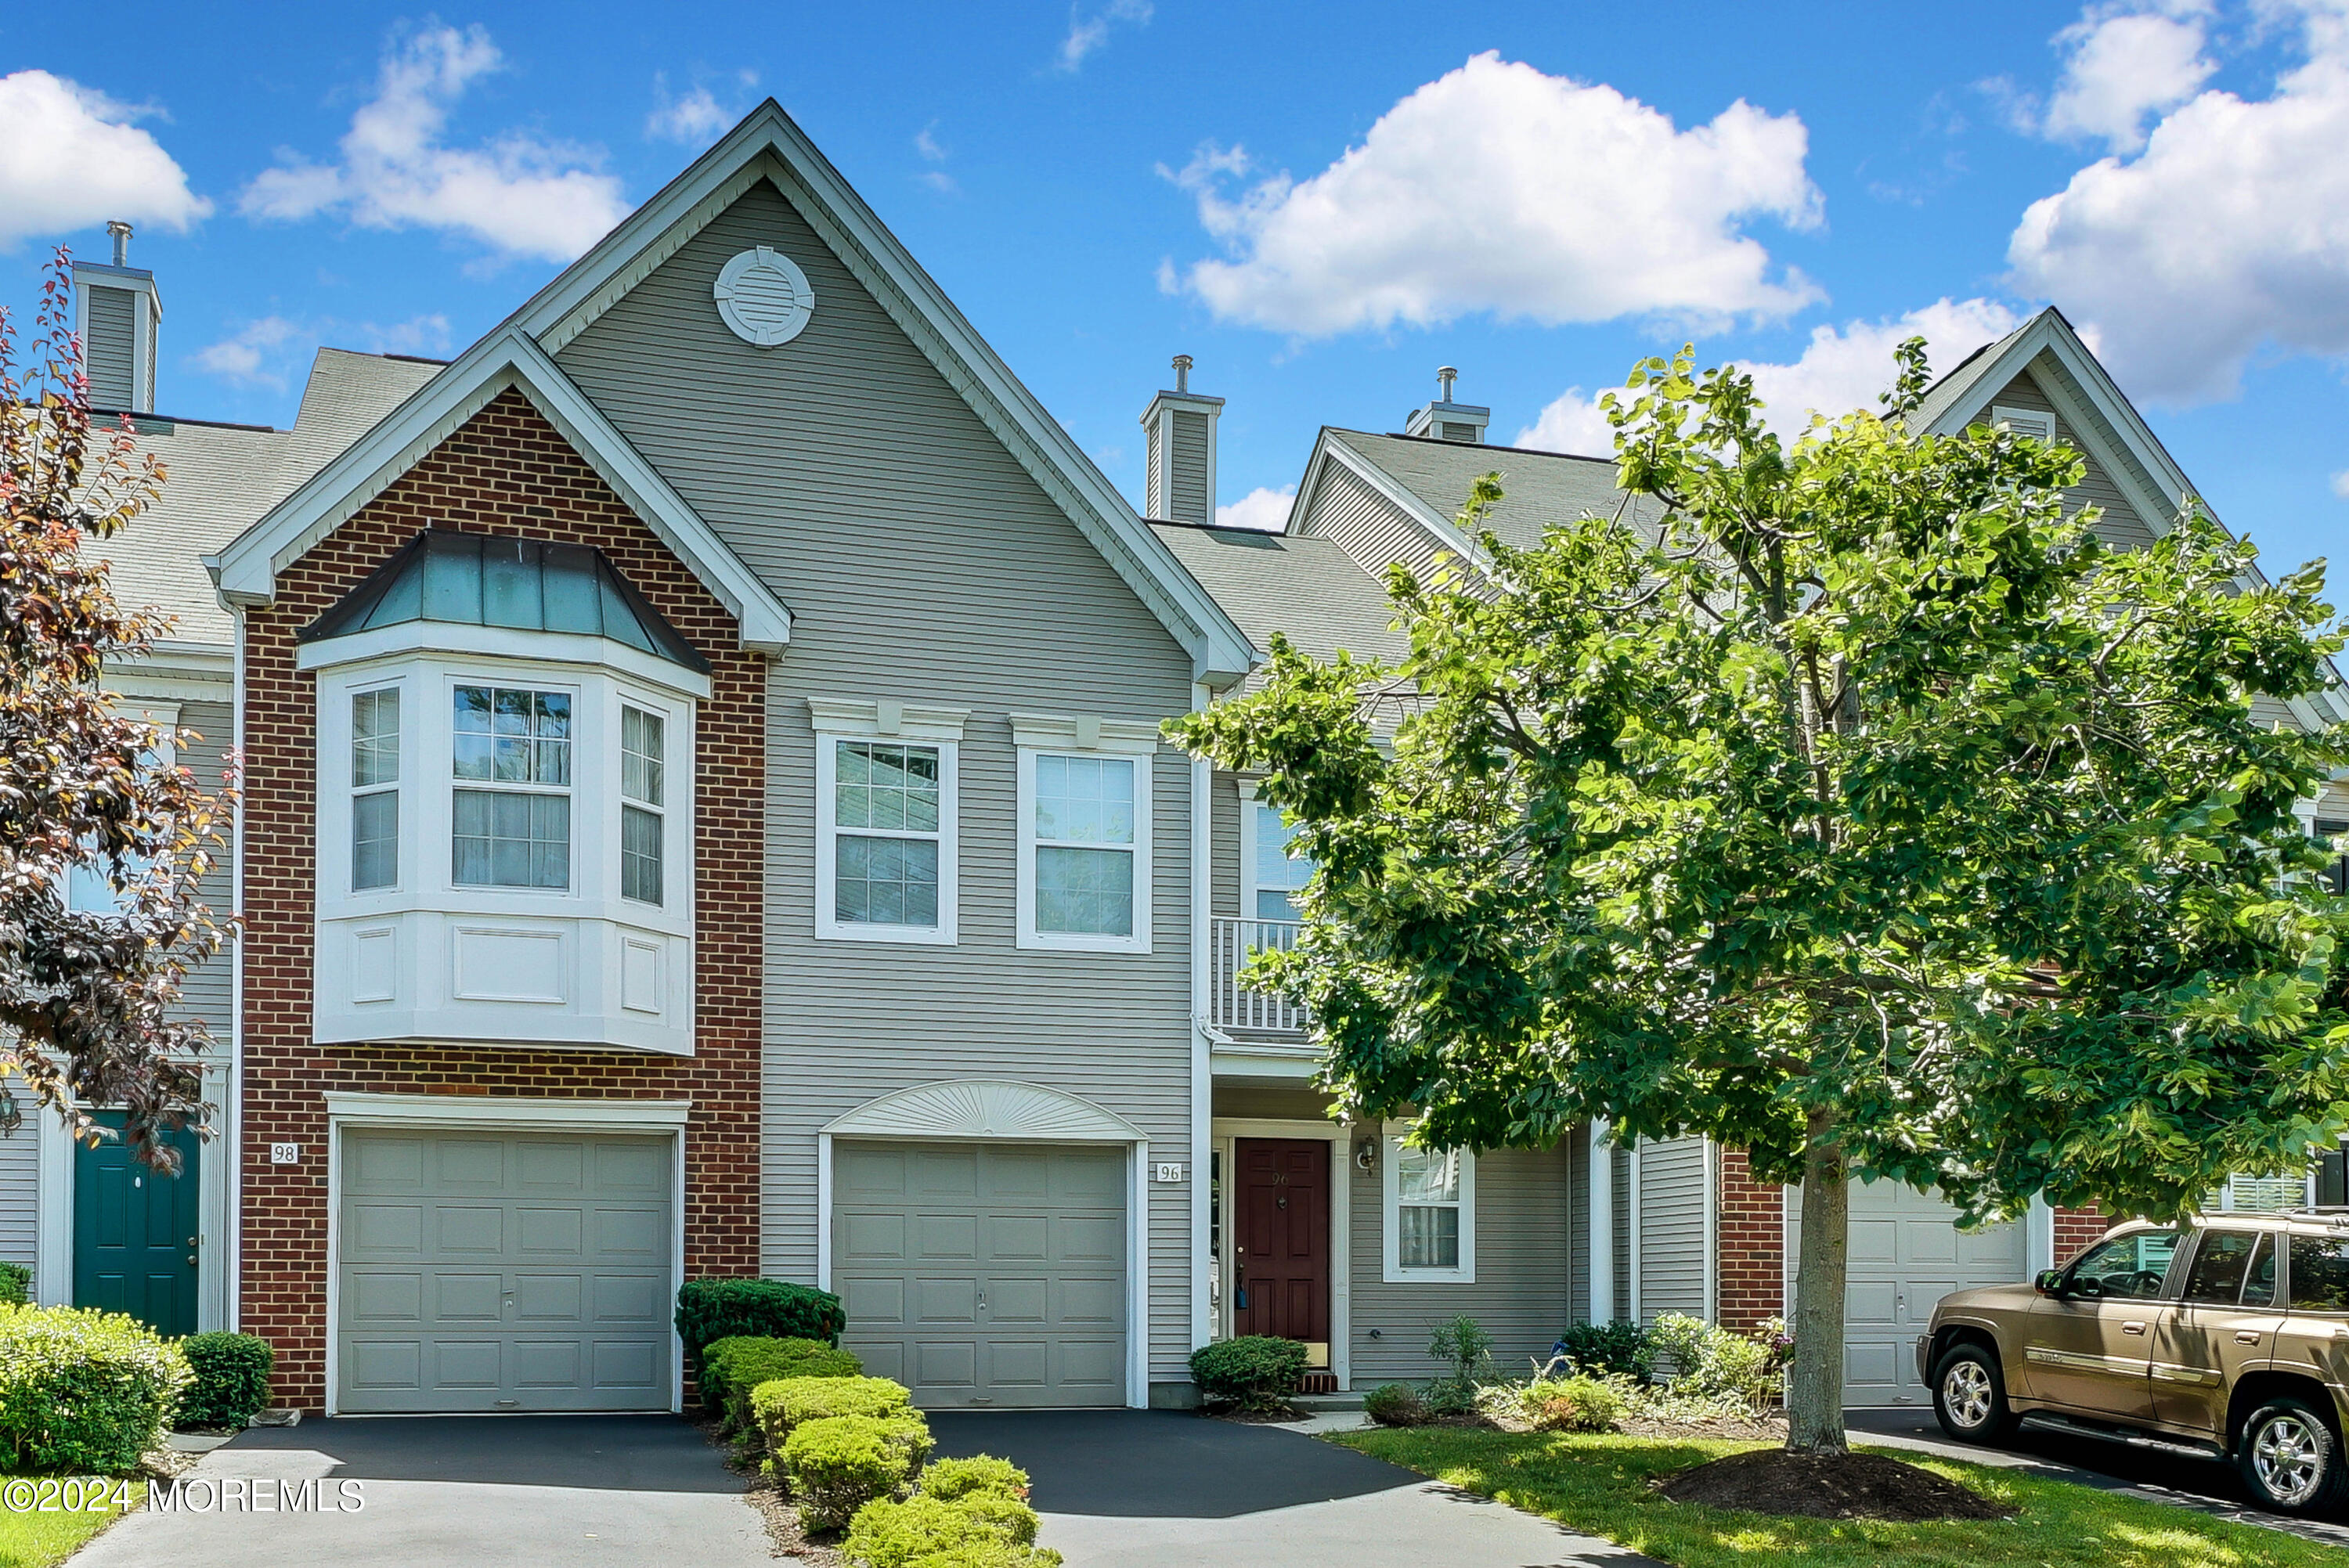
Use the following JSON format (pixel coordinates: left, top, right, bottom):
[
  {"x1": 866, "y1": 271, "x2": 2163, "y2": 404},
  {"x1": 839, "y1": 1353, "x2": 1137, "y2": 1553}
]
[
  {"x1": 337, "y1": 1130, "x2": 675, "y2": 1413},
  {"x1": 832, "y1": 1141, "x2": 1127, "y2": 1408},
  {"x1": 1841, "y1": 1179, "x2": 2029, "y2": 1407}
]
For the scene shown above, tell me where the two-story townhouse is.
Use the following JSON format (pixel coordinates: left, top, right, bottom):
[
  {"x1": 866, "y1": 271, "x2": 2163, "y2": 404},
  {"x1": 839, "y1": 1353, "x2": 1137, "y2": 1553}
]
[{"x1": 1153, "y1": 314, "x2": 2349, "y2": 1408}]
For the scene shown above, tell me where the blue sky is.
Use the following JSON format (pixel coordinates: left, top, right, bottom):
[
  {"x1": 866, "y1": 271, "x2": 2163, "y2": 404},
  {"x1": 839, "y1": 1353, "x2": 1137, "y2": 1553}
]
[{"x1": 4, "y1": 2, "x2": 2346, "y2": 577}]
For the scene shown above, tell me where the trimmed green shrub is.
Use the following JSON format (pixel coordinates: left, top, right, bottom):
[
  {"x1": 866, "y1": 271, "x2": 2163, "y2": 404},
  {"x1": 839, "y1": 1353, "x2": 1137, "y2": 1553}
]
[
  {"x1": 1361, "y1": 1382, "x2": 1429, "y2": 1427},
  {"x1": 1647, "y1": 1311, "x2": 1782, "y2": 1410},
  {"x1": 675, "y1": 1279, "x2": 846, "y2": 1361},
  {"x1": 780, "y1": 1412, "x2": 933, "y2": 1532},
  {"x1": 175, "y1": 1332, "x2": 273, "y2": 1429},
  {"x1": 0, "y1": 1263, "x2": 30, "y2": 1308},
  {"x1": 1552, "y1": 1320, "x2": 1655, "y2": 1383},
  {"x1": 919, "y1": 1454, "x2": 1029, "y2": 1503},
  {"x1": 702, "y1": 1336, "x2": 861, "y2": 1432},
  {"x1": 843, "y1": 1488, "x2": 1055, "y2": 1568},
  {"x1": 753, "y1": 1375, "x2": 915, "y2": 1456},
  {"x1": 1425, "y1": 1315, "x2": 1495, "y2": 1413},
  {"x1": 0, "y1": 1304, "x2": 189, "y2": 1473},
  {"x1": 1187, "y1": 1336, "x2": 1306, "y2": 1412},
  {"x1": 1518, "y1": 1375, "x2": 1624, "y2": 1433}
]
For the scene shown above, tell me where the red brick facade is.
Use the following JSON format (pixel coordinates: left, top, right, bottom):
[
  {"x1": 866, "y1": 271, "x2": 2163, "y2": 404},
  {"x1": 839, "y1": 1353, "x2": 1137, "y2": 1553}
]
[
  {"x1": 1716, "y1": 1148, "x2": 1784, "y2": 1330},
  {"x1": 236, "y1": 389, "x2": 765, "y2": 1409},
  {"x1": 2051, "y1": 1205, "x2": 2109, "y2": 1263}
]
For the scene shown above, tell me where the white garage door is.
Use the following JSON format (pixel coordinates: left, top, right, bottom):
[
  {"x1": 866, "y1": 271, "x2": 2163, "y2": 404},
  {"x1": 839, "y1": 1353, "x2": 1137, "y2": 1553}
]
[
  {"x1": 832, "y1": 1141, "x2": 1127, "y2": 1408},
  {"x1": 1840, "y1": 1179, "x2": 2028, "y2": 1407},
  {"x1": 337, "y1": 1130, "x2": 675, "y2": 1413}
]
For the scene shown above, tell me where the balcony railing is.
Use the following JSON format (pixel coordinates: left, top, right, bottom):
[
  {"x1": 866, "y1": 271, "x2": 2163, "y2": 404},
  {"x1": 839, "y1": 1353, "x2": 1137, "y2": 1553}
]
[{"x1": 1211, "y1": 917, "x2": 1308, "y2": 1035}]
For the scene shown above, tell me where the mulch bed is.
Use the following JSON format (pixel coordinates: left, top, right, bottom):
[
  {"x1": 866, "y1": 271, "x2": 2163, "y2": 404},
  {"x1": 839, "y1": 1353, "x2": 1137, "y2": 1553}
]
[
  {"x1": 1619, "y1": 1411, "x2": 1787, "y2": 1442},
  {"x1": 1655, "y1": 1448, "x2": 2015, "y2": 1522}
]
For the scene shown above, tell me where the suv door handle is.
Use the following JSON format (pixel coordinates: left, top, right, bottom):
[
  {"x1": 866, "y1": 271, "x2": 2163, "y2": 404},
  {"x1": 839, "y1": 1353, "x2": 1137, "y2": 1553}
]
[
  {"x1": 2121, "y1": 1321, "x2": 2147, "y2": 1336},
  {"x1": 2236, "y1": 1331, "x2": 2262, "y2": 1345}
]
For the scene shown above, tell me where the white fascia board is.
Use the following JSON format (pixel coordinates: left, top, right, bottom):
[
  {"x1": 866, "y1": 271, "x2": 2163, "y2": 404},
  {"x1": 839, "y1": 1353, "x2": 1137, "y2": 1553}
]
[
  {"x1": 207, "y1": 329, "x2": 791, "y2": 657},
  {"x1": 504, "y1": 103, "x2": 1255, "y2": 687},
  {"x1": 1319, "y1": 434, "x2": 1489, "y2": 571}
]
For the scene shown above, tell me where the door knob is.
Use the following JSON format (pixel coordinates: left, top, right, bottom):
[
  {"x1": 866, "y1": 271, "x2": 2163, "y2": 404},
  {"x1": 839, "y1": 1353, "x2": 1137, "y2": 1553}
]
[{"x1": 2237, "y1": 1331, "x2": 2262, "y2": 1345}]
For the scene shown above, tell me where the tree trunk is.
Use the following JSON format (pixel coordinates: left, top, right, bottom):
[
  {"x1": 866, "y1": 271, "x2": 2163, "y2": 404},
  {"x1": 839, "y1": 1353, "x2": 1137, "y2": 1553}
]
[{"x1": 1786, "y1": 1110, "x2": 1849, "y2": 1455}]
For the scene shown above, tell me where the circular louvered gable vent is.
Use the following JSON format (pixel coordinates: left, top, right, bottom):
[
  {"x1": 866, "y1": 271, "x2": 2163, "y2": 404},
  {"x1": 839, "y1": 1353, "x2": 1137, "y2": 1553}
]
[{"x1": 713, "y1": 247, "x2": 815, "y2": 347}]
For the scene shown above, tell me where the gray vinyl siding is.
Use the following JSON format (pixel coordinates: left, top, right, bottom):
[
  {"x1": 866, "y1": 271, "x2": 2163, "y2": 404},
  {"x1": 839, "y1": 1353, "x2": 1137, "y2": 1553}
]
[
  {"x1": 85, "y1": 287, "x2": 136, "y2": 409},
  {"x1": 1636, "y1": 1136, "x2": 1708, "y2": 1324},
  {"x1": 555, "y1": 180, "x2": 1201, "y2": 1381},
  {"x1": 172, "y1": 697, "x2": 236, "y2": 1036},
  {"x1": 1214, "y1": 1084, "x2": 1333, "y2": 1123},
  {"x1": 1212, "y1": 770, "x2": 1243, "y2": 917},
  {"x1": 0, "y1": 1078, "x2": 36, "y2": 1268},
  {"x1": 1612, "y1": 1144, "x2": 1632, "y2": 1322},
  {"x1": 1168, "y1": 412, "x2": 1211, "y2": 525},
  {"x1": 1977, "y1": 371, "x2": 2160, "y2": 550},
  {"x1": 1566, "y1": 1128, "x2": 1589, "y2": 1325},
  {"x1": 1347, "y1": 1143, "x2": 1568, "y2": 1382},
  {"x1": 1300, "y1": 461, "x2": 1452, "y2": 587}
]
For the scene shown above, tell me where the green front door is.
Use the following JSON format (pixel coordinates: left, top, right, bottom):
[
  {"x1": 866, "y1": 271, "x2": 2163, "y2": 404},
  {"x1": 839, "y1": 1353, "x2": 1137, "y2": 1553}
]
[{"x1": 73, "y1": 1112, "x2": 200, "y2": 1335}]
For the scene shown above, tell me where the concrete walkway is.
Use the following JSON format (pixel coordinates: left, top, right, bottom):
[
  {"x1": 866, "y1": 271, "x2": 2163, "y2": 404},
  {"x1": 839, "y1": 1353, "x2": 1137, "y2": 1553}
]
[
  {"x1": 929, "y1": 1409, "x2": 1662, "y2": 1568},
  {"x1": 75, "y1": 1415, "x2": 769, "y2": 1568}
]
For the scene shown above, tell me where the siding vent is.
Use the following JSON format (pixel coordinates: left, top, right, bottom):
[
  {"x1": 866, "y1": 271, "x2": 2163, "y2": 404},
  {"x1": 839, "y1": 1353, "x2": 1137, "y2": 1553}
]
[
  {"x1": 70, "y1": 221, "x2": 162, "y2": 414},
  {"x1": 1404, "y1": 365, "x2": 1490, "y2": 445},
  {"x1": 1138, "y1": 354, "x2": 1225, "y2": 525}
]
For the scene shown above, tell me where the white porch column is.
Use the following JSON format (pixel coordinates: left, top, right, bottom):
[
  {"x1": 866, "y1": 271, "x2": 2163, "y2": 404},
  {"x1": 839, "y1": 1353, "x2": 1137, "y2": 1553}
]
[{"x1": 1588, "y1": 1119, "x2": 1615, "y2": 1324}]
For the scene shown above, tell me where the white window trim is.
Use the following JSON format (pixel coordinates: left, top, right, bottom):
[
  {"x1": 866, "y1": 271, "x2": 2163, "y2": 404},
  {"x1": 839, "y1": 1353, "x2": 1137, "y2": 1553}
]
[
  {"x1": 1382, "y1": 1119, "x2": 1476, "y2": 1283},
  {"x1": 1011, "y1": 714, "x2": 1158, "y2": 955},
  {"x1": 812, "y1": 698, "x2": 967, "y2": 946},
  {"x1": 1236, "y1": 777, "x2": 1309, "y2": 925}
]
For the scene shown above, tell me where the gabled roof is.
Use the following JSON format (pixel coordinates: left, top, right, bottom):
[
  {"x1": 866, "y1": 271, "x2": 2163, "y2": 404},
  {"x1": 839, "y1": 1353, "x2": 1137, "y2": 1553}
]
[
  {"x1": 1148, "y1": 522, "x2": 1406, "y2": 683},
  {"x1": 207, "y1": 327, "x2": 792, "y2": 655},
  {"x1": 1913, "y1": 307, "x2": 2349, "y2": 726},
  {"x1": 1291, "y1": 427, "x2": 1665, "y2": 564},
  {"x1": 504, "y1": 100, "x2": 1254, "y2": 685}
]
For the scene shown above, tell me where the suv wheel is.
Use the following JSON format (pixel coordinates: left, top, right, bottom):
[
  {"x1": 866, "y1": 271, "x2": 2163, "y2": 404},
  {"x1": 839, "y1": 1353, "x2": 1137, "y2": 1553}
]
[
  {"x1": 2239, "y1": 1397, "x2": 2348, "y2": 1514},
  {"x1": 1932, "y1": 1343, "x2": 2016, "y2": 1444}
]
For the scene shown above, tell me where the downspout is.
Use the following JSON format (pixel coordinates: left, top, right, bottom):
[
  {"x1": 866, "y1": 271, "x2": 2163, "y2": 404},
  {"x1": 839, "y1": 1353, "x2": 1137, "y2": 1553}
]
[
  {"x1": 226, "y1": 607, "x2": 247, "y2": 1332},
  {"x1": 1588, "y1": 1120, "x2": 1615, "y2": 1324},
  {"x1": 1189, "y1": 683, "x2": 1214, "y2": 1354}
]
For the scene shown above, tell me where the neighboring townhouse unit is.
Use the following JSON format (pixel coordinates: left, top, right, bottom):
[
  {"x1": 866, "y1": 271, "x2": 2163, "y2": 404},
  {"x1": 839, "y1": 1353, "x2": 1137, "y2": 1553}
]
[{"x1": 13, "y1": 104, "x2": 2349, "y2": 1419}]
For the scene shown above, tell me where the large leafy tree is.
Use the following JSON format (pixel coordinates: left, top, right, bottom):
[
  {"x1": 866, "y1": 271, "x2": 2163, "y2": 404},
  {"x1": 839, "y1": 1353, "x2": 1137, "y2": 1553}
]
[
  {"x1": 1171, "y1": 343, "x2": 2349, "y2": 1453},
  {"x1": 0, "y1": 254, "x2": 231, "y2": 1166}
]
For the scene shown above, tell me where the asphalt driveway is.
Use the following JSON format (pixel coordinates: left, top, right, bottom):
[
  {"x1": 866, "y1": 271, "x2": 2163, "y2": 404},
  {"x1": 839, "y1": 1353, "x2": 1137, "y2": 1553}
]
[
  {"x1": 929, "y1": 1409, "x2": 1660, "y2": 1568},
  {"x1": 75, "y1": 1415, "x2": 768, "y2": 1568}
]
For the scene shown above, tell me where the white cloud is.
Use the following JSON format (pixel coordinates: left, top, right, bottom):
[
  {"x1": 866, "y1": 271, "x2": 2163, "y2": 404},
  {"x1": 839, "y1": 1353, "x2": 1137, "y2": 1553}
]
[
  {"x1": 2334, "y1": 468, "x2": 2349, "y2": 499},
  {"x1": 1517, "y1": 297, "x2": 2022, "y2": 454},
  {"x1": 241, "y1": 25, "x2": 630, "y2": 264},
  {"x1": 0, "y1": 70, "x2": 211, "y2": 249},
  {"x1": 2008, "y1": 1, "x2": 2349, "y2": 401},
  {"x1": 1057, "y1": 0, "x2": 1153, "y2": 72},
  {"x1": 360, "y1": 313, "x2": 453, "y2": 358},
  {"x1": 1514, "y1": 389, "x2": 1615, "y2": 457},
  {"x1": 1214, "y1": 485, "x2": 1295, "y2": 532},
  {"x1": 191, "y1": 316, "x2": 305, "y2": 389},
  {"x1": 2043, "y1": 3, "x2": 2216, "y2": 153},
  {"x1": 1168, "y1": 53, "x2": 1823, "y2": 337},
  {"x1": 914, "y1": 123, "x2": 956, "y2": 194}
]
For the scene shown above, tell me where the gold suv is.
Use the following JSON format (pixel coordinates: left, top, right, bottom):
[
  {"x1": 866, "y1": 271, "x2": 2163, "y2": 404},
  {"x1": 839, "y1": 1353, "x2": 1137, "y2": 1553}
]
[{"x1": 1918, "y1": 1212, "x2": 2349, "y2": 1513}]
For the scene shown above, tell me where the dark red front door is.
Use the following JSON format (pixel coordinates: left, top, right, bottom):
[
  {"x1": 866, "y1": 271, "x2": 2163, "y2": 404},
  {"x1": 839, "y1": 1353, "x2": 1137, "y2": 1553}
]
[{"x1": 1233, "y1": 1138, "x2": 1329, "y2": 1343}]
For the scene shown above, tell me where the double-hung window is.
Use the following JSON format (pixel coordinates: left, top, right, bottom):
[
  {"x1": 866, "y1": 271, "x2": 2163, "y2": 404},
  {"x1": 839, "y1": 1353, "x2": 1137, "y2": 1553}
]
[
  {"x1": 351, "y1": 687, "x2": 401, "y2": 892},
  {"x1": 1382, "y1": 1123, "x2": 1476, "y2": 1282},
  {"x1": 1013, "y1": 716, "x2": 1156, "y2": 953},
  {"x1": 812, "y1": 701, "x2": 965, "y2": 944},
  {"x1": 1245, "y1": 797, "x2": 1314, "y2": 922},
  {"x1": 621, "y1": 706, "x2": 665, "y2": 905},
  {"x1": 451, "y1": 684, "x2": 572, "y2": 890}
]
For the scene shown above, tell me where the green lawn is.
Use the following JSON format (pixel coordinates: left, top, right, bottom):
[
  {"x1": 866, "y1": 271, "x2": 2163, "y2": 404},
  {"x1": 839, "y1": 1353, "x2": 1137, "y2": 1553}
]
[
  {"x1": 0, "y1": 1481, "x2": 132, "y2": 1568},
  {"x1": 1332, "y1": 1427, "x2": 2349, "y2": 1568}
]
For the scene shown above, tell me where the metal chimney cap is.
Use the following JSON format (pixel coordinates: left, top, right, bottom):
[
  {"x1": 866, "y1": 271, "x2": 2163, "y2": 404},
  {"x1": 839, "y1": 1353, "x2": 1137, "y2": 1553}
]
[
  {"x1": 1172, "y1": 353, "x2": 1193, "y2": 394},
  {"x1": 106, "y1": 220, "x2": 134, "y2": 267},
  {"x1": 1437, "y1": 366, "x2": 1458, "y2": 400}
]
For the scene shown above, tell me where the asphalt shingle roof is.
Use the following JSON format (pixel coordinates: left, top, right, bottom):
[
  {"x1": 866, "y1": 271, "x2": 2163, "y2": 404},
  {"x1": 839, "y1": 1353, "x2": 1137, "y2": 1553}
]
[
  {"x1": 1148, "y1": 521, "x2": 1410, "y2": 685},
  {"x1": 1325, "y1": 430, "x2": 1668, "y2": 552}
]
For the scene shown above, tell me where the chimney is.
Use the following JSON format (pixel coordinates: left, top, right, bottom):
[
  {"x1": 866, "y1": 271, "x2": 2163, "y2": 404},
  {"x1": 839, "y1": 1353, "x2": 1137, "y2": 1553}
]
[
  {"x1": 1404, "y1": 365, "x2": 1489, "y2": 444},
  {"x1": 71, "y1": 220, "x2": 163, "y2": 414},
  {"x1": 1139, "y1": 353, "x2": 1225, "y2": 524}
]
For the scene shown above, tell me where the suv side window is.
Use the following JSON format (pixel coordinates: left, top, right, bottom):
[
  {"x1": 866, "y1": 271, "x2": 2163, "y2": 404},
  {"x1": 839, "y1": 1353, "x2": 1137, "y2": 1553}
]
[
  {"x1": 2291, "y1": 1234, "x2": 2349, "y2": 1312},
  {"x1": 2243, "y1": 1235, "x2": 2277, "y2": 1307},
  {"x1": 2066, "y1": 1229, "x2": 2182, "y2": 1299},
  {"x1": 2180, "y1": 1230, "x2": 2261, "y2": 1304}
]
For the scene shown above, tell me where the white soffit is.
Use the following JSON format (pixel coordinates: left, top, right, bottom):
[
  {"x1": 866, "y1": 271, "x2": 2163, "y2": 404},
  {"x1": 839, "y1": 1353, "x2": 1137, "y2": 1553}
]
[{"x1": 207, "y1": 328, "x2": 791, "y2": 657}]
